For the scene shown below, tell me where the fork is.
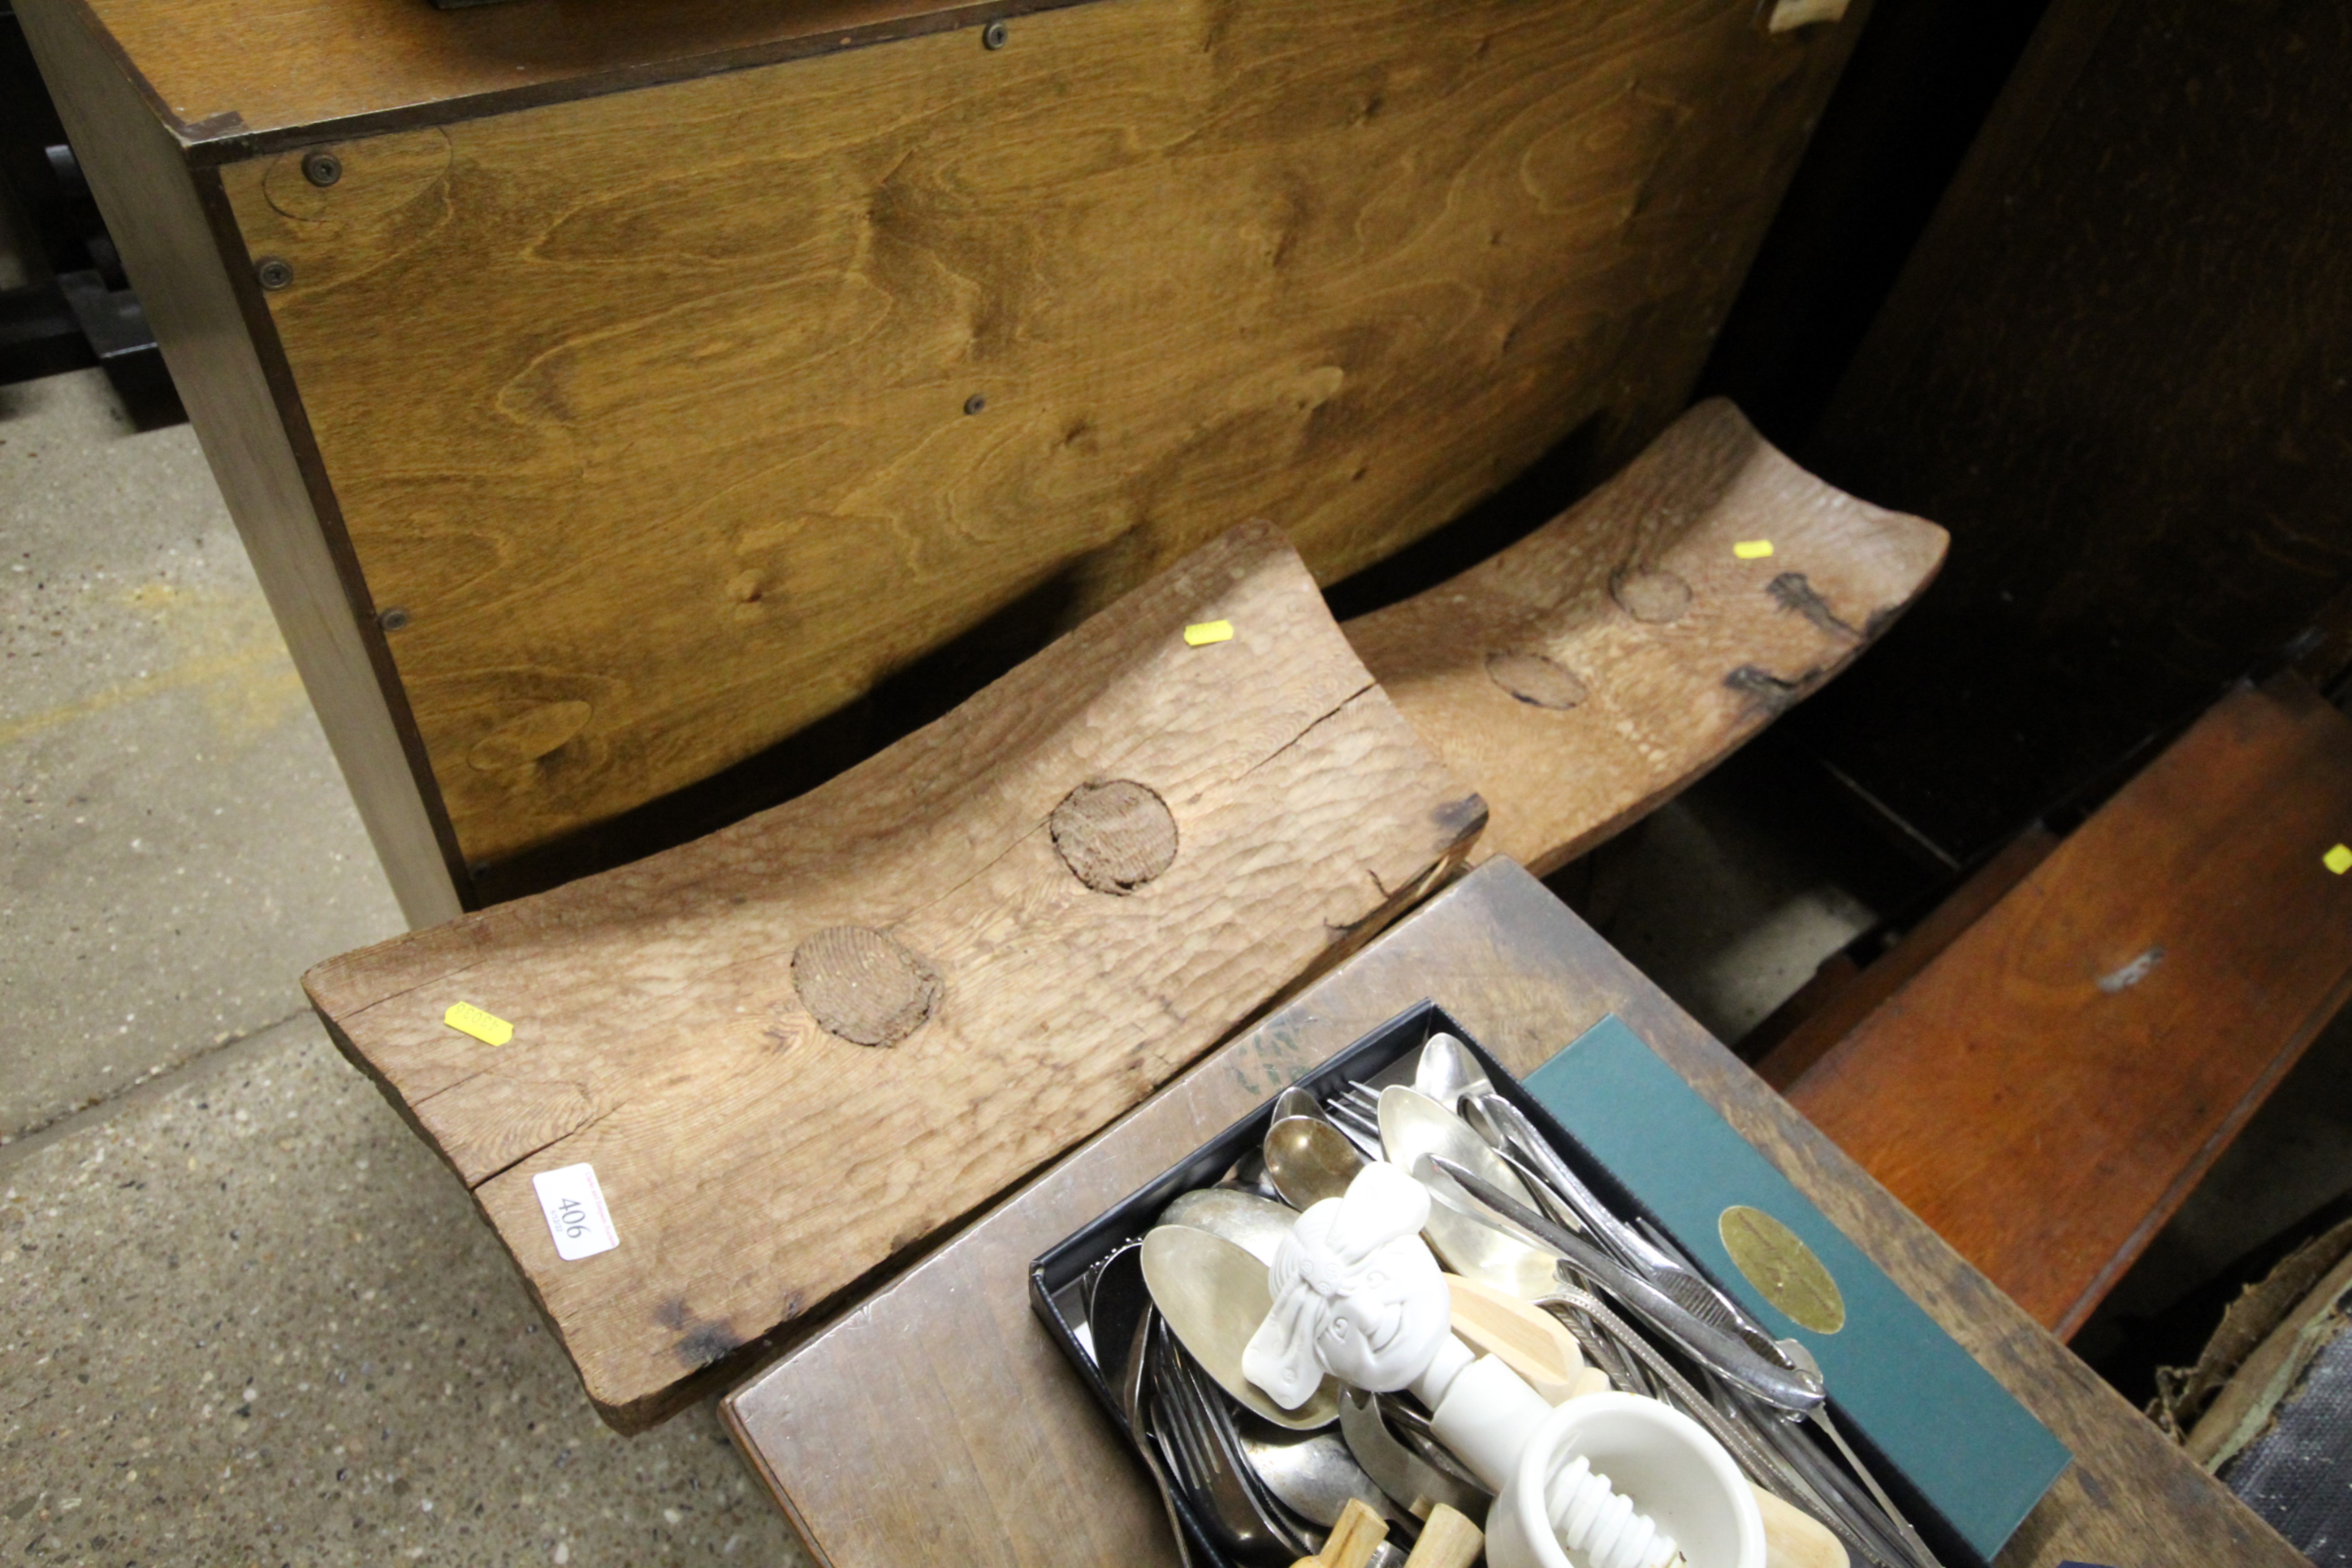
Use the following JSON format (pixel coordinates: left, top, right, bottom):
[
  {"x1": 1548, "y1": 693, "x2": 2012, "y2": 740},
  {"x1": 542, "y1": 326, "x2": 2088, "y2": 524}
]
[{"x1": 1153, "y1": 1321, "x2": 1315, "y2": 1562}]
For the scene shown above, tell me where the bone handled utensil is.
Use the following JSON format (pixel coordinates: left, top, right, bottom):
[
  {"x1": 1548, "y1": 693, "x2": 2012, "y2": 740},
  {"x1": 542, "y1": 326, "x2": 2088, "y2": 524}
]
[
  {"x1": 1430, "y1": 1159, "x2": 1825, "y2": 1416},
  {"x1": 1292, "y1": 1496, "x2": 1390, "y2": 1568},
  {"x1": 1446, "y1": 1274, "x2": 1586, "y2": 1402},
  {"x1": 1401, "y1": 1504, "x2": 1483, "y2": 1568},
  {"x1": 1248, "y1": 1162, "x2": 1764, "y2": 1568}
]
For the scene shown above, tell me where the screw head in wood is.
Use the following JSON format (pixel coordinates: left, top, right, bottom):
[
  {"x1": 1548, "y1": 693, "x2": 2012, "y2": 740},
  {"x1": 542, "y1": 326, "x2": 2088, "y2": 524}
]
[
  {"x1": 964, "y1": 392, "x2": 988, "y2": 416},
  {"x1": 255, "y1": 256, "x2": 294, "y2": 291},
  {"x1": 982, "y1": 19, "x2": 1008, "y2": 48},
  {"x1": 378, "y1": 606, "x2": 412, "y2": 632},
  {"x1": 302, "y1": 149, "x2": 343, "y2": 187}
]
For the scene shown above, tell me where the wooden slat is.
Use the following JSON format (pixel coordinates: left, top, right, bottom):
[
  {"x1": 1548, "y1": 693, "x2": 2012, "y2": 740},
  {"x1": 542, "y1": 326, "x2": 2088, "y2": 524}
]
[
  {"x1": 303, "y1": 522, "x2": 1484, "y2": 1430},
  {"x1": 217, "y1": 0, "x2": 1872, "y2": 868},
  {"x1": 721, "y1": 858, "x2": 2303, "y2": 1568},
  {"x1": 1751, "y1": 824, "x2": 2058, "y2": 1088},
  {"x1": 15, "y1": 0, "x2": 466, "y2": 926},
  {"x1": 1788, "y1": 675, "x2": 2352, "y2": 1334},
  {"x1": 1343, "y1": 399, "x2": 1946, "y2": 875}
]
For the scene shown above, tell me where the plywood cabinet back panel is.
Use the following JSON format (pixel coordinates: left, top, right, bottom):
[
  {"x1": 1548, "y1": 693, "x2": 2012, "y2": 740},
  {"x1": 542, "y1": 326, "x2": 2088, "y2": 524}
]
[{"x1": 223, "y1": 0, "x2": 1867, "y2": 867}]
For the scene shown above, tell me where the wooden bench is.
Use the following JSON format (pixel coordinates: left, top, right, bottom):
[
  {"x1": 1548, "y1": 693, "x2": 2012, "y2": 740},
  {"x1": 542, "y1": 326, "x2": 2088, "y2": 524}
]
[
  {"x1": 1346, "y1": 399, "x2": 1945, "y2": 874},
  {"x1": 1762, "y1": 674, "x2": 2352, "y2": 1334},
  {"x1": 304, "y1": 404, "x2": 1943, "y2": 1429}
]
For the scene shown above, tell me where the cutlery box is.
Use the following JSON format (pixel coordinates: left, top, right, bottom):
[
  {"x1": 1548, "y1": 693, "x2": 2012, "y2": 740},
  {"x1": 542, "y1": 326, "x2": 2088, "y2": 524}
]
[{"x1": 1030, "y1": 1000, "x2": 2070, "y2": 1568}]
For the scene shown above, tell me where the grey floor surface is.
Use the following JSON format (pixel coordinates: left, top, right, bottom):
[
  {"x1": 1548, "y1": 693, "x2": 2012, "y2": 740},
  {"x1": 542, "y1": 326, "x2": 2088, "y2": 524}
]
[
  {"x1": 2, "y1": 369, "x2": 804, "y2": 1567},
  {"x1": 1, "y1": 370, "x2": 403, "y2": 1139}
]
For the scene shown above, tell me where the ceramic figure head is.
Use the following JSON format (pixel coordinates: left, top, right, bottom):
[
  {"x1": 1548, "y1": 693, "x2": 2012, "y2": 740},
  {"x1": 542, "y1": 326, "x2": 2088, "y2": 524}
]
[{"x1": 1243, "y1": 1160, "x2": 1452, "y2": 1408}]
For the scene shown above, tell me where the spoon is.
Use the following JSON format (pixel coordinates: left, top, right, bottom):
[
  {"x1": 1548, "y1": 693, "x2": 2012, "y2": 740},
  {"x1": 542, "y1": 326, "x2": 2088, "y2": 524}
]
[
  {"x1": 1264, "y1": 1115, "x2": 1366, "y2": 1210},
  {"x1": 1238, "y1": 1425, "x2": 1411, "y2": 1532},
  {"x1": 1415, "y1": 1160, "x2": 1565, "y2": 1300},
  {"x1": 1274, "y1": 1085, "x2": 1323, "y2": 1123},
  {"x1": 1141, "y1": 1224, "x2": 1338, "y2": 1429},
  {"x1": 1264, "y1": 1108, "x2": 1555, "y2": 1297},
  {"x1": 1161, "y1": 1187, "x2": 1299, "y2": 1264},
  {"x1": 1377, "y1": 1087, "x2": 1535, "y2": 1211},
  {"x1": 1412, "y1": 1034, "x2": 1492, "y2": 1113}
]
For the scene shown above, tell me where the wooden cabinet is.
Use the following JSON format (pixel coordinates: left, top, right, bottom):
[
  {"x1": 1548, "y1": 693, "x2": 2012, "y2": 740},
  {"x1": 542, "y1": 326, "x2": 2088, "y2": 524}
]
[{"x1": 23, "y1": 0, "x2": 1872, "y2": 920}]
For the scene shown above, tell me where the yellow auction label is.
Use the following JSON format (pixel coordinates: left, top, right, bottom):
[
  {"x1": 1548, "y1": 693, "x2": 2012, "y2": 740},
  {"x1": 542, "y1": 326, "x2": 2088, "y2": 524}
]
[
  {"x1": 1183, "y1": 620, "x2": 1235, "y2": 646},
  {"x1": 444, "y1": 1001, "x2": 514, "y2": 1047},
  {"x1": 1732, "y1": 539, "x2": 1776, "y2": 560},
  {"x1": 1719, "y1": 1204, "x2": 1845, "y2": 1333}
]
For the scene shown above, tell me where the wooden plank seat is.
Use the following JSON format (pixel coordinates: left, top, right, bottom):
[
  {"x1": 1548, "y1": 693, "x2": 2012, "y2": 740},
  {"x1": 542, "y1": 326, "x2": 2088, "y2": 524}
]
[
  {"x1": 1767, "y1": 674, "x2": 2352, "y2": 1334},
  {"x1": 1343, "y1": 399, "x2": 1948, "y2": 873},
  {"x1": 304, "y1": 522, "x2": 1487, "y2": 1430},
  {"x1": 302, "y1": 402, "x2": 1948, "y2": 1431}
]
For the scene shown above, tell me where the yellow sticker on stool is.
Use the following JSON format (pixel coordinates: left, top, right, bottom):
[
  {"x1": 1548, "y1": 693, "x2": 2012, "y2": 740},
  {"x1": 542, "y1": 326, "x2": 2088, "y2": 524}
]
[
  {"x1": 1183, "y1": 620, "x2": 1235, "y2": 646},
  {"x1": 1733, "y1": 539, "x2": 1776, "y2": 560},
  {"x1": 444, "y1": 1002, "x2": 513, "y2": 1046},
  {"x1": 2327, "y1": 843, "x2": 2352, "y2": 875}
]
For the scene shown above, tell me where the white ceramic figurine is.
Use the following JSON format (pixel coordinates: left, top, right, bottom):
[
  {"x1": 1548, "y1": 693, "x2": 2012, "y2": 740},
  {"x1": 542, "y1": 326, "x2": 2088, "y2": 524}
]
[
  {"x1": 1241, "y1": 1159, "x2": 1764, "y2": 1568},
  {"x1": 1243, "y1": 1160, "x2": 1453, "y2": 1404}
]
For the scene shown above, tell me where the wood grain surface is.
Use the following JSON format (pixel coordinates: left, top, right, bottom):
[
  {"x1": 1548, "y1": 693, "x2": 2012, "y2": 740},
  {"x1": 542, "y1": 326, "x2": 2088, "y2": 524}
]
[
  {"x1": 1788, "y1": 675, "x2": 2352, "y2": 1335},
  {"x1": 217, "y1": 0, "x2": 1869, "y2": 867},
  {"x1": 76, "y1": 0, "x2": 1086, "y2": 153},
  {"x1": 304, "y1": 523, "x2": 1485, "y2": 1429},
  {"x1": 15, "y1": 0, "x2": 467, "y2": 925},
  {"x1": 722, "y1": 858, "x2": 2302, "y2": 1568},
  {"x1": 1753, "y1": 824, "x2": 2058, "y2": 1089},
  {"x1": 1344, "y1": 400, "x2": 1946, "y2": 875}
]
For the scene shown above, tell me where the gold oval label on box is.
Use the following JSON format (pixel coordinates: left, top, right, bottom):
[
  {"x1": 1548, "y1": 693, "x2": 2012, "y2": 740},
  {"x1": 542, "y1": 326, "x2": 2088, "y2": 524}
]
[{"x1": 1719, "y1": 1204, "x2": 1846, "y2": 1334}]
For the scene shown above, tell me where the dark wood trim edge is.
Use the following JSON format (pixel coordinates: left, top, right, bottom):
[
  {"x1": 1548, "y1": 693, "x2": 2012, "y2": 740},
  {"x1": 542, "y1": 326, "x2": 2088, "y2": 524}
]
[
  {"x1": 187, "y1": 165, "x2": 478, "y2": 909},
  {"x1": 18, "y1": 0, "x2": 469, "y2": 924}
]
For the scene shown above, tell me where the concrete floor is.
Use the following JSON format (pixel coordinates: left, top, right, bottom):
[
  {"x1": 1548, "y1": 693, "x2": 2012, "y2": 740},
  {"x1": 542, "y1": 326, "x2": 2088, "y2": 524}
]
[
  {"x1": 1, "y1": 369, "x2": 805, "y2": 1566},
  {"x1": 1, "y1": 370, "x2": 402, "y2": 1139}
]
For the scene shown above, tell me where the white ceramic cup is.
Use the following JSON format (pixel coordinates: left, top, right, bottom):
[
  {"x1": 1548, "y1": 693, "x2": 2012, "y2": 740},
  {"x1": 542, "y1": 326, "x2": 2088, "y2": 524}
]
[{"x1": 1485, "y1": 1394, "x2": 1765, "y2": 1568}]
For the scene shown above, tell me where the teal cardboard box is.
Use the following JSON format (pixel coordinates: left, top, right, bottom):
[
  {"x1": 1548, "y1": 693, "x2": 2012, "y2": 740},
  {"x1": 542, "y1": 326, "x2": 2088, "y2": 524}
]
[{"x1": 1522, "y1": 1015, "x2": 2071, "y2": 1563}]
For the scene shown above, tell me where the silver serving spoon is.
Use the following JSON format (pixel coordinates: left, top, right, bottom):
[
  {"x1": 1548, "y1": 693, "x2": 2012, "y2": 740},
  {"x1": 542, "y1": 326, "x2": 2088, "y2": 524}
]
[
  {"x1": 1263, "y1": 1114, "x2": 1365, "y2": 1210},
  {"x1": 1413, "y1": 1156, "x2": 1565, "y2": 1299},
  {"x1": 1237, "y1": 1426, "x2": 1411, "y2": 1532},
  {"x1": 1377, "y1": 1085, "x2": 1536, "y2": 1209},
  {"x1": 1141, "y1": 1224, "x2": 1338, "y2": 1429},
  {"x1": 1412, "y1": 1033, "x2": 1493, "y2": 1112},
  {"x1": 1273, "y1": 1085, "x2": 1323, "y2": 1123},
  {"x1": 1160, "y1": 1186, "x2": 1298, "y2": 1265}
]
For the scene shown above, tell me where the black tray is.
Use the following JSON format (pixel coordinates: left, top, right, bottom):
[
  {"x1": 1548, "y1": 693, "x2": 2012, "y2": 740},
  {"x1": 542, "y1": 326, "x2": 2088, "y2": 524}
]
[{"x1": 1030, "y1": 1000, "x2": 1987, "y2": 1568}]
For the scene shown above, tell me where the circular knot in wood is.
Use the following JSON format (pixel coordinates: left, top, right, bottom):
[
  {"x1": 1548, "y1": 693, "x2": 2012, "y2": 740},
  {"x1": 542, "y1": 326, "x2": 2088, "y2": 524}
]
[
  {"x1": 1050, "y1": 779, "x2": 1178, "y2": 894},
  {"x1": 1610, "y1": 568, "x2": 1693, "y2": 624},
  {"x1": 791, "y1": 926, "x2": 941, "y2": 1047},
  {"x1": 1485, "y1": 651, "x2": 1588, "y2": 710}
]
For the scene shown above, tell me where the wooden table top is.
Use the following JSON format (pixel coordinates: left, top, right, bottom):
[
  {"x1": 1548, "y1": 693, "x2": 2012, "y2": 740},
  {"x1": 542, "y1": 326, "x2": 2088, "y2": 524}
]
[{"x1": 721, "y1": 858, "x2": 2302, "y2": 1568}]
